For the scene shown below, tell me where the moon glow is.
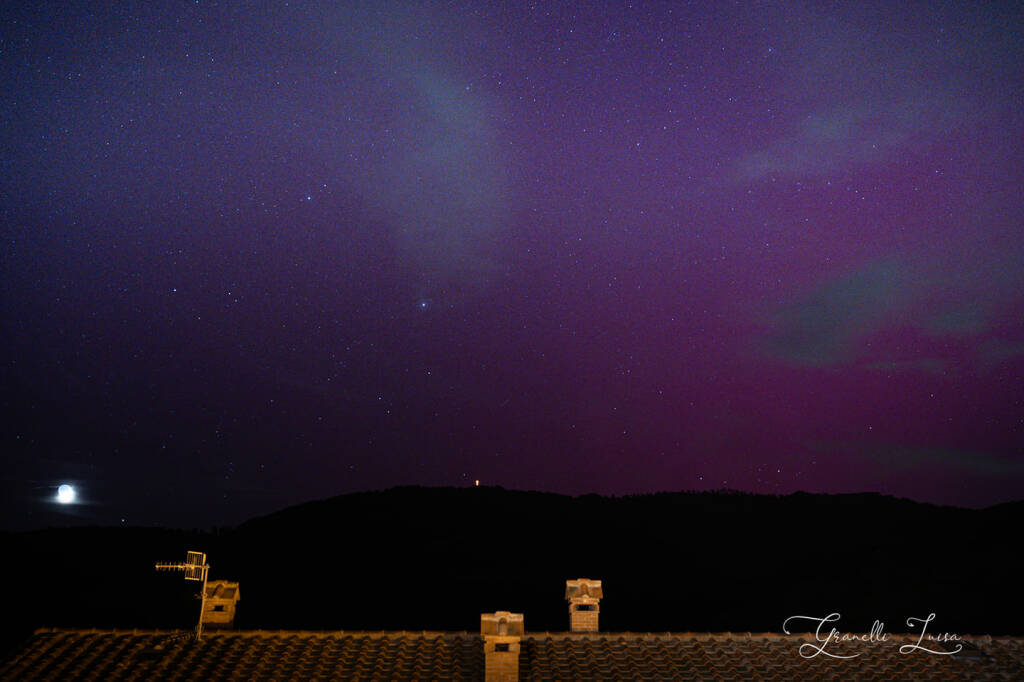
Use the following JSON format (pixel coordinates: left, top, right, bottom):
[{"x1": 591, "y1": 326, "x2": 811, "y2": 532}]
[{"x1": 56, "y1": 484, "x2": 76, "y2": 504}]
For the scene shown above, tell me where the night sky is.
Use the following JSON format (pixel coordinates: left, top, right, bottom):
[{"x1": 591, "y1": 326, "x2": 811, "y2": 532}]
[{"x1": 3, "y1": 2, "x2": 1023, "y2": 529}]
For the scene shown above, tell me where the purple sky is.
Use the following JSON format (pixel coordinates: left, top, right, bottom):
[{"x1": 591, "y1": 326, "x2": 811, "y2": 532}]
[{"x1": 2, "y1": 2, "x2": 1023, "y2": 528}]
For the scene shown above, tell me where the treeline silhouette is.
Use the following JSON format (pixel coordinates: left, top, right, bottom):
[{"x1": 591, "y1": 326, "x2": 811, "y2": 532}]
[{"x1": 3, "y1": 486, "x2": 1021, "y2": 655}]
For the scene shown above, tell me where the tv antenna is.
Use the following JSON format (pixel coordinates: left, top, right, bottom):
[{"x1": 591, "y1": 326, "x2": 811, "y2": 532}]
[{"x1": 155, "y1": 550, "x2": 211, "y2": 640}]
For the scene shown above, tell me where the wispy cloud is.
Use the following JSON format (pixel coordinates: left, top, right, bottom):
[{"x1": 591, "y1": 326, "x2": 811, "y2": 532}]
[
  {"x1": 732, "y1": 1, "x2": 1019, "y2": 184},
  {"x1": 736, "y1": 107, "x2": 902, "y2": 182},
  {"x1": 861, "y1": 358, "x2": 949, "y2": 376},
  {"x1": 924, "y1": 306, "x2": 989, "y2": 337},
  {"x1": 376, "y1": 68, "x2": 511, "y2": 284},
  {"x1": 760, "y1": 260, "x2": 909, "y2": 366},
  {"x1": 819, "y1": 440, "x2": 1024, "y2": 476},
  {"x1": 757, "y1": 246, "x2": 1024, "y2": 370},
  {"x1": 733, "y1": 87, "x2": 969, "y2": 183},
  {"x1": 977, "y1": 338, "x2": 1024, "y2": 372}
]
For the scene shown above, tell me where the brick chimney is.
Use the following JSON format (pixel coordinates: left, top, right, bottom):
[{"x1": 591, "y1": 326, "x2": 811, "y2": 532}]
[
  {"x1": 201, "y1": 580, "x2": 240, "y2": 629},
  {"x1": 565, "y1": 579, "x2": 602, "y2": 632},
  {"x1": 481, "y1": 611, "x2": 523, "y2": 682}
]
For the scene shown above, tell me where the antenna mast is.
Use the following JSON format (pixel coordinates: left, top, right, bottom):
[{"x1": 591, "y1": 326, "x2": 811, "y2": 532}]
[{"x1": 155, "y1": 550, "x2": 211, "y2": 640}]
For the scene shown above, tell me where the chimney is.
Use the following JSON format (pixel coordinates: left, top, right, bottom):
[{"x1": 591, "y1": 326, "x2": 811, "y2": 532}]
[
  {"x1": 565, "y1": 579, "x2": 602, "y2": 632},
  {"x1": 481, "y1": 611, "x2": 523, "y2": 682},
  {"x1": 201, "y1": 580, "x2": 241, "y2": 629}
]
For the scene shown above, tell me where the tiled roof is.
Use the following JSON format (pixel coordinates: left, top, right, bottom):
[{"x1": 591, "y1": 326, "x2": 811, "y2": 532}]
[
  {"x1": 4, "y1": 628, "x2": 1024, "y2": 681},
  {"x1": 1, "y1": 630, "x2": 482, "y2": 681},
  {"x1": 521, "y1": 632, "x2": 1024, "y2": 681}
]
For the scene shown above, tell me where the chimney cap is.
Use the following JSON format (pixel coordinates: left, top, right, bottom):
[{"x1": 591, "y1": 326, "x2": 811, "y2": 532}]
[
  {"x1": 480, "y1": 611, "x2": 525, "y2": 637},
  {"x1": 205, "y1": 580, "x2": 240, "y2": 600},
  {"x1": 565, "y1": 578, "x2": 603, "y2": 600}
]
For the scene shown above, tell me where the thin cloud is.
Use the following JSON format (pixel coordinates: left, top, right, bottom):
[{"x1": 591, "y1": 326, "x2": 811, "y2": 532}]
[
  {"x1": 821, "y1": 440, "x2": 1024, "y2": 476},
  {"x1": 760, "y1": 260, "x2": 908, "y2": 366},
  {"x1": 733, "y1": 89, "x2": 966, "y2": 183}
]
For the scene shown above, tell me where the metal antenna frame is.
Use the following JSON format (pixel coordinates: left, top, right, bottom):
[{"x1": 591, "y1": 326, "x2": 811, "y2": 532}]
[{"x1": 155, "y1": 550, "x2": 211, "y2": 640}]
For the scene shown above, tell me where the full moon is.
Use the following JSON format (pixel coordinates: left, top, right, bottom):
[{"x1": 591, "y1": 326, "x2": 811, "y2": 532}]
[{"x1": 56, "y1": 484, "x2": 76, "y2": 504}]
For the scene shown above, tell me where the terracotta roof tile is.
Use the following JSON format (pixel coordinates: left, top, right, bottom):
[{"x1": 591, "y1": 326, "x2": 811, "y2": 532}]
[{"x1": 4, "y1": 629, "x2": 1024, "y2": 681}]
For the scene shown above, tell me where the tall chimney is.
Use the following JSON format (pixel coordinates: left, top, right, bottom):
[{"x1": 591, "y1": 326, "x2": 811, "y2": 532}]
[
  {"x1": 565, "y1": 579, "x2": 602, "y2": 632},
  {"x1": 481, "y1": 611, "x2": 523, "y2": 682}
]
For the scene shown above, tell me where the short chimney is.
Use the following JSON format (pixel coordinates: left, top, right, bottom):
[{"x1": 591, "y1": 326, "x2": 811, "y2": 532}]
[
  {"x1": 201, "y1": 580, "x2": 240, "y2": 629},
  {"x1": 481, "y1": 611, "x2": 523, "y2": 682},
  {"x1": 565, "y1": 579, "x2": 602, "y2": 632}
]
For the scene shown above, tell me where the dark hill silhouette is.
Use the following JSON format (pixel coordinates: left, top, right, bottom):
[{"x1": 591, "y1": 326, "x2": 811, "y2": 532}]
[{"x1": 3, "y1": 487, "x2": 1021, "y2": 656}]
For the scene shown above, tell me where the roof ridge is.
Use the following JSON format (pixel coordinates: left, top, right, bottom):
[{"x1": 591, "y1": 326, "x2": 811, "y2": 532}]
[
  {"x1": 31, "y1": 627, "x2": 480, "y2": 638},
  {"x1": 28, "y1": 627, "x2": 1023, "y2": 641}
]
